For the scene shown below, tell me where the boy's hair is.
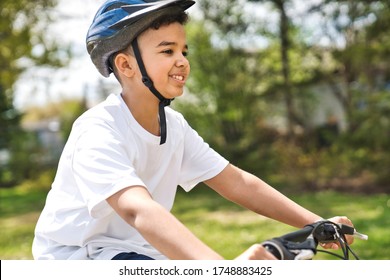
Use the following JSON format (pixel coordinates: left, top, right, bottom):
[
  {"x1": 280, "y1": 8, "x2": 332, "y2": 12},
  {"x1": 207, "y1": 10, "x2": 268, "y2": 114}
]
[
  {"x1": 110, "y1": 10, "x2": 189, "y2": 83},
  {"x1": 149, "y1": 9, "x2": 189, "y2": 30}
]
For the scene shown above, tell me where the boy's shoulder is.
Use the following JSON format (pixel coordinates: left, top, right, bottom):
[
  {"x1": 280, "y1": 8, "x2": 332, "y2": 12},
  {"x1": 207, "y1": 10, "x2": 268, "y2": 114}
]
[
  {"x1": 165, "y1": 106, "x2": 191, "y2": 130},
  {"x1": 74, "y1": 94, "x2": 126, "y2": 129},
  {"x1": 83, "y1": 93, "x2": 122, "y2": 115}
]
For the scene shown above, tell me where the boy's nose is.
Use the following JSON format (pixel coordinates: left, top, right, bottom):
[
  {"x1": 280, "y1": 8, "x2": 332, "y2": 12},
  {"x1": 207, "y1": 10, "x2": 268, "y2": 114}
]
[{"x1": 175, "y1": 56, "x2": 189, "y2": 68}]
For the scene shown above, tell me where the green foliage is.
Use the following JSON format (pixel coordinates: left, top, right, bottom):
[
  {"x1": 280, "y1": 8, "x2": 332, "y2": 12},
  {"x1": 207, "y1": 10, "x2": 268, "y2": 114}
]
[
  {"x1": 6, "y1": 98, "x2": 86, "y2": 185},
  {"x1": 0, "y1": 0, "x2": 72, "y2": 187},
  {"x1": 0, "y1": 97, "x2": 88, "y2": 187},
  {"x1": 1, "y1": 124, "x2": 50, "y2": 186},
  {"x1": 22, "y1": 98, "x2": 87, "y2": 140},
  {"x1": 249, "y1": 133, "x2": 390, "y2": 194},
  {"x1": 0, "y1": 0, "x2": 64, "y2": 109},
  {"x1": 6, "y1": 129, "x2": 42, "y2": 183},
  {"x1": 176, "y1": 0, "x2": 390, "y2": 190},
  {"x1": 179, "y1": 18, "x2": 273, "y2": 171}
]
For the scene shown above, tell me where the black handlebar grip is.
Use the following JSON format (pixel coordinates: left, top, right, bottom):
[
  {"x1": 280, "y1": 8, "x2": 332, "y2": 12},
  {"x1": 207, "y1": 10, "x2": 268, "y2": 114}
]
[
  {"x1": 262, "y1": 241, "x2": 283, "y2": 260},
  {"x1": 262, "y1": 239, "x2": 296, "y2": 260}
]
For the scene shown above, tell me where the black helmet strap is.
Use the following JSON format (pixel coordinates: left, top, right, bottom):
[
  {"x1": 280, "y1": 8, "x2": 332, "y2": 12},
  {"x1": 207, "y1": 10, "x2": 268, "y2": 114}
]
[{"x1": 131, "y1": 38, "x2": 172, "y2": 145}]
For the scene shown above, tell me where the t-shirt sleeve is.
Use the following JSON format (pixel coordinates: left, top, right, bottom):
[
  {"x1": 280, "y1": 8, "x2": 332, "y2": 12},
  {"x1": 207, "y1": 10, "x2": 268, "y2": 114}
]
[
  {"x1": 178, "y1": 121, "x2": 229, "y2": 192},
  {"x1": 71, "y1": 120, "x2": 145, "y2": 219}
]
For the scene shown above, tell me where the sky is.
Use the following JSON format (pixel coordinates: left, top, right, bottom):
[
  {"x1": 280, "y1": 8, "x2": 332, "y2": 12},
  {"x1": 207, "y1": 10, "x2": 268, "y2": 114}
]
[{"x1": 14, "y1": 0, "x2": 117, "y2": 110}]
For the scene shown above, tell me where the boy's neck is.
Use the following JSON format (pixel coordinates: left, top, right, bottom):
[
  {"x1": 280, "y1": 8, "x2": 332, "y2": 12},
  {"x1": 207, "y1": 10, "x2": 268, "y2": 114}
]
[{"x1": 121, "y1": 90, "x2": 161, "y2": 136}]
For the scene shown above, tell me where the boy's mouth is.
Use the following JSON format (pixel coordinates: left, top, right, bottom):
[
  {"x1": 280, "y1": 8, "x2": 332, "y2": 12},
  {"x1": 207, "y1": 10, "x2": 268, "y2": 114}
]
[{"x1": 171, "y1": 74, "x2": 185, "y2": 81}]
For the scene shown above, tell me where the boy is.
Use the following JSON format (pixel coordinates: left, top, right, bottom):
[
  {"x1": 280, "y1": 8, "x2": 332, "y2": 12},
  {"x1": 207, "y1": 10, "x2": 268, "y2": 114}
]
[{"x1": 32, "y1": 0, "x2": 353, "y2": 260}]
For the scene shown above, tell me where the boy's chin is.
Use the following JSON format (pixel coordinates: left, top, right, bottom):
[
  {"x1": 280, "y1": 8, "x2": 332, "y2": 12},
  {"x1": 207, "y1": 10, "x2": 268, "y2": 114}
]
[{"x1": 164, "y1": 90, "x2": 184, "y2": 99}]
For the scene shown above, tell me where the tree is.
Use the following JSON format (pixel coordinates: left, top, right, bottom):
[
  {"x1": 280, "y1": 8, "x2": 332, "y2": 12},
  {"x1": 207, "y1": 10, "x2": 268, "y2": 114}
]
[
  {"x1": 248, "y1": 0, "x2": 306, "y2": 136},
  {"x1": 0, "y1": 0, "x2": 69, "y2": 186}
]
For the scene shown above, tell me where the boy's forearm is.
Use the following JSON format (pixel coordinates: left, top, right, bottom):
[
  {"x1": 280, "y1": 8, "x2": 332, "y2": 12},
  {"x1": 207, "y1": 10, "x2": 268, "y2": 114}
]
[
  {"x1": 107, "y1": 186, "x2": 223, "y2": 260},
  {"x1": 134, "y1": 200, "x2": 224, "y2": 260},
  {"x1": 243, "y1": 177, "x2": 322, "y2": 228},
  {"x1": 207, "y1": 164, "x2": 321, "y2": 228}
]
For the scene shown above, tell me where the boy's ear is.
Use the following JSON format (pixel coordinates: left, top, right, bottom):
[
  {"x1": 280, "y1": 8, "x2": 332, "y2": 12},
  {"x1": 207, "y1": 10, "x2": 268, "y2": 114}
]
[{"x1": 114, "y1": 53, "x2": 135, "y2": 78}]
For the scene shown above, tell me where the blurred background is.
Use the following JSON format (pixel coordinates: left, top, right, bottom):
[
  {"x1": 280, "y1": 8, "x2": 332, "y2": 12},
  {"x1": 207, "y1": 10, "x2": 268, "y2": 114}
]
[{"x1": 0, "y1": 0, "x2": 389, "y2": 259}]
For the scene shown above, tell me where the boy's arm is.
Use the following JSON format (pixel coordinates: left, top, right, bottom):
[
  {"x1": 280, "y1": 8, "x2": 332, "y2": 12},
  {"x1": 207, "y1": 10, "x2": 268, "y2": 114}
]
[
  {"x1": 204, "y1": 164, "x2": 323, "y2": 228},
  {"x1": 205, "y1": 164, "x2": 354, "y2": 249},
  {"x1": 107, "y1": 185, "x2": 277, "y2": 260},
  {"x1": 106, "y1": 185, "x2": 224, "y2": 260}
]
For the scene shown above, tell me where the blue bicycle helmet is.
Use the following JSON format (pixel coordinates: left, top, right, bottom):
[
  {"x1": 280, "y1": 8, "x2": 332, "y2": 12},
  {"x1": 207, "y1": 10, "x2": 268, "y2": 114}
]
[{"x1": 86, "y1": 0, "x2": 195, "y2": 145}]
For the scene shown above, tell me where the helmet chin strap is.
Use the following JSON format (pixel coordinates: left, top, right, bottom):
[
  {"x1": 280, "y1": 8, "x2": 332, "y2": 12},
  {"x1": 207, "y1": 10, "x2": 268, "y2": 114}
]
[{"x1": 131, "y1": 38, "x2": 173, "y2": 145}]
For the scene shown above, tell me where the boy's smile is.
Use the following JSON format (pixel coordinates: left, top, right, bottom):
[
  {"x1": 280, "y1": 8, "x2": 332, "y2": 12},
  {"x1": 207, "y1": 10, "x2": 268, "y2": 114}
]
[{"x1": 137, "y1": 22, "x2": 190, "y2": 100}]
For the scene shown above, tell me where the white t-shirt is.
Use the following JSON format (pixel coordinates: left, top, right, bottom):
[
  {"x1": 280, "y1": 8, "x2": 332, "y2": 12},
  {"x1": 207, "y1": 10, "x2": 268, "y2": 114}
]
[{"x1": 32, "y1": 93, "x2": 229, "y2": 260}]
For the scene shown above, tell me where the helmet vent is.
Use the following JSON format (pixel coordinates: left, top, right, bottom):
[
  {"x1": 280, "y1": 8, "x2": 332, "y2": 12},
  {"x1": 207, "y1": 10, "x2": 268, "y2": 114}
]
[{"x1": 104, "y1": 2, "x2": 129, "y2": 13}]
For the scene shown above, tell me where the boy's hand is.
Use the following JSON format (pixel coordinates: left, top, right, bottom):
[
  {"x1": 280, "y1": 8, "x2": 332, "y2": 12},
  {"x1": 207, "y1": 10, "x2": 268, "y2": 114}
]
[
  {"x1": 320, "y1": 216, "x2": 355, "y2": 249},
  {"x1": 235, "y1": 244, "x2": 277, "y2": 260}
]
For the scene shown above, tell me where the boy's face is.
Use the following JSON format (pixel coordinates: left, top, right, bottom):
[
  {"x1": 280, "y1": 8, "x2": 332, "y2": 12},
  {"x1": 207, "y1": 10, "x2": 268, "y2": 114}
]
[{"x1": 137, "y1": 22, "x2": 190, "y2": 99}]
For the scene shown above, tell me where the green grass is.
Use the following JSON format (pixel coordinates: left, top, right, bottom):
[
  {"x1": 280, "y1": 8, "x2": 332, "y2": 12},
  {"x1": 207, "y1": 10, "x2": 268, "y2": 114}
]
[
  {"x1": 0, "y1": 186, "x2": 48, "y2": 259},
  {"x1": 0, "y1": 184, "x2": 389, "y2": 260}
]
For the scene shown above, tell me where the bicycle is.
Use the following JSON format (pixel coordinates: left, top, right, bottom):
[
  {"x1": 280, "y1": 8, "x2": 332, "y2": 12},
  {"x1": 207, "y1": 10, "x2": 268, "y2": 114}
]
[{"x1": 262, "y1": 220, "x2": 368, "y2": 260}]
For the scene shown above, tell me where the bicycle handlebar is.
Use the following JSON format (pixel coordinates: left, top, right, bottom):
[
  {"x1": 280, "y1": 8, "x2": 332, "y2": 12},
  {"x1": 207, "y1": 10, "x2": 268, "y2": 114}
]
[{"x1": 262, "y1": 220, "x2": 367, "y2": 260}]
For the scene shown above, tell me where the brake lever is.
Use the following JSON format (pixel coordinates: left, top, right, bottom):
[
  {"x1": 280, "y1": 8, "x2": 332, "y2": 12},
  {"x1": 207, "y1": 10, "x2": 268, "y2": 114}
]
[
  {"x1": 314, "y1": 222, "x2": 369, "y2": 243},
  {"x1": 338, "y1": 224, "x2": 368, "y2": 240}
]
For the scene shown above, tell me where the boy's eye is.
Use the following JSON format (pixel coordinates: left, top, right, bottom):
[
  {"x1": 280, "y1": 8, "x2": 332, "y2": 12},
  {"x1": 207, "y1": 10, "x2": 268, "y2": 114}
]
[
  {"x1": 161, "y1": 49, "x2": 188, "y2": 57},
  {"x1": 162, "y1": 49, "x2": 173, "y2": 55}
]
